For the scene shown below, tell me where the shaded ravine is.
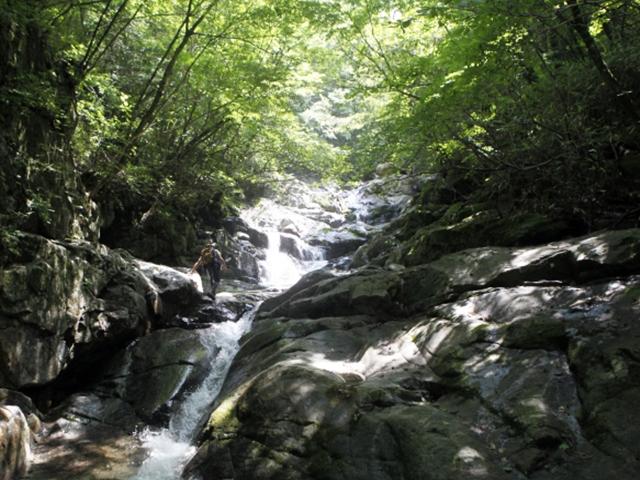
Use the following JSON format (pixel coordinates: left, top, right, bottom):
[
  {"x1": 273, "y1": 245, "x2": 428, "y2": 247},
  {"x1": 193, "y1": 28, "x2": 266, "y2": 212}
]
[
  {"x1": 129, "y1": 183, "x2": 359, "y2": 478},
  {"x1": 15, "y1": 174, "x2": 418, "y2": 480},
  {"x1": 129, "y1": 177, "x2": 410, "y2": 478}
]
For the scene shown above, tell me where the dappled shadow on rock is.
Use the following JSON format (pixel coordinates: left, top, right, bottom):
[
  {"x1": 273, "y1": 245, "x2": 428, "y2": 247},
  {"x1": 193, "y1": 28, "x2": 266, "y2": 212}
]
[
  {"x1": 27, "y1": 415, "x2": 146, "y2": 480},
  {"x1": 185, "y1": 230, "x2": 640, "y2": 480}
]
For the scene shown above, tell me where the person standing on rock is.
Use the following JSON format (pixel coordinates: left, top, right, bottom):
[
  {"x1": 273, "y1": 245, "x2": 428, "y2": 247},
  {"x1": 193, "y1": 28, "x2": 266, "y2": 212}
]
[{"x1": 191, "y1": 240, "x2": 228, "y2": 301}]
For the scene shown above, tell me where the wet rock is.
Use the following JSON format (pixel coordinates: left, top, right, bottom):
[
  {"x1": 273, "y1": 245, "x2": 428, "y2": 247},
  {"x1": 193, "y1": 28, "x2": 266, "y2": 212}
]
[
  {"x1": 257, "y1": 268, "x2": 337, "y2": 317},
  {"x1": 351, "y1": 232, "x2": 399, "y2": 268},
  {"x1": 189, "y1": 229, "x2": 640, "y2": 480},
  {"x1": 222, "y1": 216, "x2": 249, "y2": 236},
  {"x1": 218, "y1": 233, "x2": 263, "y2": 283},
  {"x1": 279, "y1": 233, "x2": 304, "y2": 260},
  {"x1": 136, "y1": 261, "x2": 196, "y2": 296},
  {"x1": 310, "y1": 228, "x2": 367, "y2": 259},
  {"x1": 279, "y1": 220, "x2": 301, "y2": 237},
  {"x1": 134, "y1": 259, "x2": 239, "y2": 327},
  {"x1": 343, "y1": 175, "x2": 417, "y2": 227},
  {"x1": 0, "y1": 233, "x2": 151, "y2": 389},
  {"x1": 362, "y1": 202, "x2": 404, "y2": 225},
  {"x1": 279, "y1": 233, "x2": 316, "y2": 261},
  {"x1": 98, "y1": 328, "x2": 214, "y2": 424},
  {"x1": 258, "y1": 268, "x2": 402, "y2": 320},
  {"x1": 328, "y1": 255, "x2": 352, "y2": 271},
  {"x1": 136, "y1": 260, "x2": 201, "y2": 315},
  {"x1": 392, "y1": 208, "x2": 574, "y2": 266},
  {"x1": 247, "y1": 227, "x2": 269, "y2": 249},
  {"x1": 27, "y1": 406, "x2": 146, "y2": 480},
  {"x1": 304, "y1": 209, "x2": 346, "y2": 228},
  {"x1": 51, "y1": 393, "x2": 142, "y2": 431}
]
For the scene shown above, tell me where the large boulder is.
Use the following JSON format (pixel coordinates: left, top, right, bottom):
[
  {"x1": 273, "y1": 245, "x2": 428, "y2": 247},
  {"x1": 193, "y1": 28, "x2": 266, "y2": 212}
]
[
  {"x1": 186, "y1": 229, "x2": 640, "y2": 480},
  {"x1": 260, "y1": 228, "x2": 640, "y2": 321},
  {"x1": 0, "y1": 232, "x2": 152, "y2": 390},
  {"x1": 279, "y1": 233, "x2": 305, "y2": 260},
  {"x1": 350, "y1": 231, "x2": 399, "y2": 268},
  {"x1": 247, "y1": 227, "x2": 269, "y2": 249},
  {"x1": 96, "y1": 328, "x2": 214, "y2": 424},
  {"x1": 279, "y1": 233, "x2": 318, "y2": 261},
  {"x1": 216, "y1": 232, "x2": 264, "y2": 283},
  {"x1": 391, "y1": 207, "x2": 574, "y2": 266},
  {"x1": 136, "y1": 260, "x2": 204, "y2": 323},
  {"x1": 309, "y1": 228, "x2": 367, "y2": 259},
  {"x1": 135, "y1": 252, "x2": 260, "y2": 328},
  {"x1": 221, "y1": 216, "x2": 249, "y2": 236},
  {"x1": 0, "y1": 406, "x2": 32, "y2": 480},
  {"x1": 343, "y1": 174, "x2": 419, "y2": 227}
]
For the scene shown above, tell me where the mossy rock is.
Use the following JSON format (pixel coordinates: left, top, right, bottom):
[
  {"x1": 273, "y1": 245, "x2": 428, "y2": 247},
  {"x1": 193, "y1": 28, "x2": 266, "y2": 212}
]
[
  {"x1": 351, "y1": 233, "x2": 398, "y2": 268},
  {"x1": 393, "y1": 210, "x2": 572, "y2": 266},
  {"x1": 389, "y1": 204, "x2": 448, "y2": 241}
]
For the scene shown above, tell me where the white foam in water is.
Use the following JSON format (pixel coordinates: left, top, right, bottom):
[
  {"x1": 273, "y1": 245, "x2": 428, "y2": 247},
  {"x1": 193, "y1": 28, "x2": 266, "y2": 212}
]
[
  {"x1": 259, "y1": 230, "x2": 328, "y2": 290},
  {"x1": 131, "y1": 308, "x2": 255, "y2": 480},
  {"x1": 132, "y1": 430, "x2": 195, "y2": 480},
  {"x1": 133, "y1": 218, "x2": 326, "y2": 479},
  {"x1": 260, "y1": 230, "x2": 305, "y2": 290}
]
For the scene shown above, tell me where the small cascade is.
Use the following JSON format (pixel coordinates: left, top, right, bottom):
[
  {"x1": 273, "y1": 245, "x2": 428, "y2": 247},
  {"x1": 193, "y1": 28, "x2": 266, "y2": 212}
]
[
  {"x1": 132, "y1": 204, "x2": 331, "y2": 479},
  {"x1": 259, "y1": 230, "x2": 326, "y2": 290},
  {"x1": 130, "y1": 307, "x2": 256, "y2": 480}
]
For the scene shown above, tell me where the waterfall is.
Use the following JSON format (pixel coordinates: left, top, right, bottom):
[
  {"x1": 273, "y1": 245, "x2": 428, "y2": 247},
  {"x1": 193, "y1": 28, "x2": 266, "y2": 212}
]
[
  {"x1": 260, "y1": 230, "x2": 304, "y2": 289},
  {"x1": 130, "y1": 307, "x2": 256, "y2": 480},
  {"x1": 259, "y1": 230, "x2": 327, "y2": 289},
  {"x1": 131, "y1": 225, "x2": 326, "y2": 479}
]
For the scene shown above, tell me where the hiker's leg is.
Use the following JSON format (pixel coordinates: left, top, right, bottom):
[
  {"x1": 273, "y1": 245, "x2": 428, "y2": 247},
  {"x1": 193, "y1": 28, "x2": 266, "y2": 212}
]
[
  {"x1": 212, "y1": 265, "x2": 221, "y2": 300},
  {"x1": 211, "y1": 280, "x2": 218, "y2": 300}
]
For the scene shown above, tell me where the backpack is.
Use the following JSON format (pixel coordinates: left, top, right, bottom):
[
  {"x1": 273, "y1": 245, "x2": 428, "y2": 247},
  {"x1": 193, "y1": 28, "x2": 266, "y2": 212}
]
[{"x1": 211, "y1": 249, "x2": 221, "y2": 267}]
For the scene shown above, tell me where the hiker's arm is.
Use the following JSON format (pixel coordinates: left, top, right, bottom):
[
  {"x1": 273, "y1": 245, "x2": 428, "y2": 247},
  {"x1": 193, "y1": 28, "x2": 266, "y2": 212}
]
[{"x1": 190, "y1": 257, "x2": 202, "y2": 273}]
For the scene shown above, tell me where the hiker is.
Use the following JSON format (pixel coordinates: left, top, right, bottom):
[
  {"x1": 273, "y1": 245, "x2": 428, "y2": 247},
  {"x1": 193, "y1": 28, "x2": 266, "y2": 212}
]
[{"x1": 191, "y1": 241, "x2": 228, "y2": 300}]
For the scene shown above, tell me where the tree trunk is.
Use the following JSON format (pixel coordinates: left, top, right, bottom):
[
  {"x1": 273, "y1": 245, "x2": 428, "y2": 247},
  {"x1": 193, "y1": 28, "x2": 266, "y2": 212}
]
[{"x1": 565, "y1": 0, "x2": 638, "y2": 120}]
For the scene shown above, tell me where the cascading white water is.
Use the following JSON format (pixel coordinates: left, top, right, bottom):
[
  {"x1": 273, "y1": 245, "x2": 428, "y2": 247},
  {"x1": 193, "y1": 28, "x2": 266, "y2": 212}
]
[
  {"x1": 260, "y1": 231, "x2": 302, "y2": 289},
  {"x1": 131, "y1": 307, "x2": 255, "y2": 480},
  {"x1": 132, "y1": 209, "x2": 328, "y2": 479},
  {"x1": 259, "y1": 230, "x2": 326, "y2": 290}
]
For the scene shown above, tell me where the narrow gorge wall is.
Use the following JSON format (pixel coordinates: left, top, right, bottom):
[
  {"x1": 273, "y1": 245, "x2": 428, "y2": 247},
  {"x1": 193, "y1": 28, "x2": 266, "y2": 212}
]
[{"x1": 0, "y1": 4, "x2": 98, "y2": 242}]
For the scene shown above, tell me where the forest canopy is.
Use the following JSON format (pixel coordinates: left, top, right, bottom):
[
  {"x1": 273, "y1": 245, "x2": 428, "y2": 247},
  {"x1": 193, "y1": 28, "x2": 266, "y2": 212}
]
[{"x1": 1, "y1": 0, "x2": 639, "y2": 246}]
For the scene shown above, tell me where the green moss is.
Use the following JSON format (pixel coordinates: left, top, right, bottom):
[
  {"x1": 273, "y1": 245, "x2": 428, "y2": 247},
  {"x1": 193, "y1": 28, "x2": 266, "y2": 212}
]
[
  {"x1": 396, "y1": 209, "x2": 571, "y2": 267},
  {"x1": 622, "y1": 285, "x2": 640, "y2": 303},
  {"x1": 207, "y1": 381, "x2": 254, "y2": 435},
  {"x1": 208, "y1": 395, "x2": 241, "y2": 431}
]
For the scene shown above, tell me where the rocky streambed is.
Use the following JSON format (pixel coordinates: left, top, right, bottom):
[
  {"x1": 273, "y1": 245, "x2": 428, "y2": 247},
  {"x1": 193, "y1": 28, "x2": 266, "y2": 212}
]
[
  {"x1": 187, "y1": 228, "x2": 640, "y2": 480},
  {"x1": 2, "y1": 172, "x2": 640, "y2": 480},
  {"x1": 0, "y1": 173, "x2": 418, "y2": 479}
]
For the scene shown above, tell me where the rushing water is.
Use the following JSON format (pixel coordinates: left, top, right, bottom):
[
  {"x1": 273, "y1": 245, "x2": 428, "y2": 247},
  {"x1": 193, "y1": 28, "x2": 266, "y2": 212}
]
[
  {"x1": 131, "y1": 307, "x2": 255, "y2": 480},
  {"x1": 130, "y1": 232, "x2": 324, "y2": 479},
  {"x1": 260, "y1": 230, "x2": 301, "y2": 289},
  {"x1": 131, "y1": 193, "x2": 331, "y2": 479},
  {"x1": 259, "y1": 230, "x2": 327, "y2": 290}
]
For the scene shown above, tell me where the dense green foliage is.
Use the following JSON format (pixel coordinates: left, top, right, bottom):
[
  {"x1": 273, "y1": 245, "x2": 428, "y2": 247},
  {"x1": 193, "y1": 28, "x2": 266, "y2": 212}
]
[
  {"x1": 1, "y1": 0, "x2": 639, "y2": 249},
  {"x1": 332, "y1": 0, "x2": 640, "y2": 227}
]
